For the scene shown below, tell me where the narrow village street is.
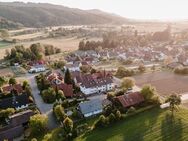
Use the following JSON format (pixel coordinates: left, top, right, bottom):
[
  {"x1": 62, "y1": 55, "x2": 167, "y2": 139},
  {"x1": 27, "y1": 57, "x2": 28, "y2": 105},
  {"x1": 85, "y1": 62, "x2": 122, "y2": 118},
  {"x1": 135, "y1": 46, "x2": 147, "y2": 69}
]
[{"x1": 26, "y1": 74, "x2": 59, "y2": 130}]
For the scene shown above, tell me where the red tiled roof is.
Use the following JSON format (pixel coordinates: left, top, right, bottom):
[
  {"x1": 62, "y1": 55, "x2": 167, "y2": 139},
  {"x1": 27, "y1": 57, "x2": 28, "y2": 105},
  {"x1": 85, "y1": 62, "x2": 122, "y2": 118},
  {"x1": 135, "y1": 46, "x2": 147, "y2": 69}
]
[
  {"x1": 92, "y1": 71, "x2": 113, "y2": 79},
  {"x1": 2, "y1": 84, "x2": 23, "y2": 94},
  {"x1": 84, "y1": 57, "x2": 94, "y2": 62},
  {"x1": 28, "y1": 60, "x2": 45, "y2": 66},
  {"x1": 47, "y1": 73, "x2": 63, "y2": 82},
  {"x1": 72, "y1": 71, "x2": 113, "y2": 88},
  {"x1": 55, "y1": 83, "x2": 73, "y2": 97},
  {"x1": 117, "y1": 92, "x2": 144, "y2": 108}
]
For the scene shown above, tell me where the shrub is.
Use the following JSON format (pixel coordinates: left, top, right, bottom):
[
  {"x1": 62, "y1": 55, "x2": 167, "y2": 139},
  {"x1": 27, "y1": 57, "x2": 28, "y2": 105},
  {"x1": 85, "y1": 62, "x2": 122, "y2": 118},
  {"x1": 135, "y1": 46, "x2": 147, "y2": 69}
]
[
  {"x1": 29, "y1": 114, "x2": 48, "y2": 135},
  {"x1": 53, "y1": 104, "x2": 66, "y2": 122},
  {"x1": 94, "y1": 115, "x2": 107, "y2": 128},
  {"x1": 115, "y1": 110, "x2": 122, "y2": 120},
  {"x1": 108, "y1": 113, "x2": 116, "y2": 123},
  {"x1": 174, "y1": 67, "x2": 188, "y2": 75},
  {"x1": 42, "y1": 87, "x2": 56, "y2": 103},
  {"x1": 126, "y1": 106, "x2": 136, "y2": 114}
]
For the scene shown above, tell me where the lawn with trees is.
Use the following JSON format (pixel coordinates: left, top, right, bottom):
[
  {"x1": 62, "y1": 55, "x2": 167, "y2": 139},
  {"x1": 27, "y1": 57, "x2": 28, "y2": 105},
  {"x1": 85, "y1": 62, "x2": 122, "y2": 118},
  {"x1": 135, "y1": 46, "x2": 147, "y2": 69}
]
[{"x1": 76, "y1": 107, "x2": 188, "y2": 141}]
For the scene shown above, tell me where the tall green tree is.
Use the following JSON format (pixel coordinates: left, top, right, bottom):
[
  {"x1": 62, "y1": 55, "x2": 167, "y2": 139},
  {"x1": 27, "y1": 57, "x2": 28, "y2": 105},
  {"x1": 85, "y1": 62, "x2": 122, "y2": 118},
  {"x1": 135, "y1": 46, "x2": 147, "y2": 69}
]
[
  {"x1": 42, "y1": 87, "x2": 56, "y2": 103},
  {"x1": 29, "y1": 114, "x2": 48, "y2": 135},
  {"x1": 0, "y1": 108, "x2": 15, "y2": 120},
  {"x1": 63, "y1": 117, "x2": 73, "y2": 134},
  {"x1": 0, "y1": 76, "x2": 6, "y2": 87},
  {"x1": 166, "y1": 94, "x2": 181, "y2": 117},
  {"x1": 64, "y1": 69, "x2": 72, "y2": 85},
  {"x1": 54, "y1": 104, "x2": 66, "y2": 122},
  {"x1": 141, "y1": 85, "x2": 156, "y2": 101},
  {"x1": 9, "y1": 77, "x2": 17, "y2": 85},
  {"x1": 121, "y1": 77, "x2": 135, "y2": 90}
]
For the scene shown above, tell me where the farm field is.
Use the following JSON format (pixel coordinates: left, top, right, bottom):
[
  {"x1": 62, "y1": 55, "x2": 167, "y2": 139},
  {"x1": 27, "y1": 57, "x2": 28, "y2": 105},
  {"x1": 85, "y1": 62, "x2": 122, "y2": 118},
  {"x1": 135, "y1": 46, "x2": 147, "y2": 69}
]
[
  {"x1": 0, "y1": 41, "x2": 12, "y2": 48},
  {"x1": 76, "y1": 107, "x2": 188, "y2": 141},
  {"x1": 0, "y1": 68, "x2": 14, "y2": 77},
  {"x1": 10, "y1": 31, "x2": 47, "y2": 40},
  {"x1": 0, "y1": 36, "x2": 101, "y2": 59},
  {"x1": 133, "y1": 71, "x2": 188, "y2": 96}
]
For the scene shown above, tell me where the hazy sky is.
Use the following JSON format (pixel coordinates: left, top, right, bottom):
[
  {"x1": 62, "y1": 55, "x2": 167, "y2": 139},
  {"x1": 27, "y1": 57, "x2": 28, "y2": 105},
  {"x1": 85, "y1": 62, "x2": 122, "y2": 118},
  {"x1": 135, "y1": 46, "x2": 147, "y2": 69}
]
[{"x1": 1, "y1": 0, "x2": 188, "y2": 20}]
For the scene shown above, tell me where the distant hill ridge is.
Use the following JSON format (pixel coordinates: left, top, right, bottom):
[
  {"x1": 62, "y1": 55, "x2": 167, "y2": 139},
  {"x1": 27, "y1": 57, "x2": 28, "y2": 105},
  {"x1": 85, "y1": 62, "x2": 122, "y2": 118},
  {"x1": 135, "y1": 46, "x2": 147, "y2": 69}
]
[{"x1": 0, "y1": 2, "x2": 129, "y2": 27}]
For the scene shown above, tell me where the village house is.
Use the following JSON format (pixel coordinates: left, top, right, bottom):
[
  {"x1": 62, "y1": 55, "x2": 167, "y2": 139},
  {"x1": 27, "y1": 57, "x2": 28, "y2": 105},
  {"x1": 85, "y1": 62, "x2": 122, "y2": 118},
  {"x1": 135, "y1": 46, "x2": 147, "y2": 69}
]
[
  {"x1": 0, "y1": 94, "x2": 30, "y2": 110},
  {"x1": 64, "y1": 62, "x2": 81, "y2": 72},
  {"x1": 0, "y1": 110, "x2": 34, "y2": 141},
  {"x1": 46, "y1": 72, "x2": 74, "y2": 97},
  {"x1": 2, "y1": 84, "x2": 23, "y2": 94},
  {"x1": 78, "y1": 98, "x2": 111, "y2": 117},
  {"x1": 28, "y1": 64, "x2": 46, "y2": 73},
  {"x1": 97, "y1": 51, "x2": 109, "y2": 59},
  {"x1": 116, "y1": 92, "x2": 144, "y2": 108},
  {"x1": 72, "y1": 71, "x2": 114, "y2": 95}
]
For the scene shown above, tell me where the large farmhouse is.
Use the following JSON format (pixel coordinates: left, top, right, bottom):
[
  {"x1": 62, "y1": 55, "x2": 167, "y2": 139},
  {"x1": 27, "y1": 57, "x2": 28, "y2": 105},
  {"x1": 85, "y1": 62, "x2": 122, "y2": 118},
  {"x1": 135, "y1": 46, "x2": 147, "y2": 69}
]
[{"x1": 72, "y1": 71, "x2": 114, "y2": 95}]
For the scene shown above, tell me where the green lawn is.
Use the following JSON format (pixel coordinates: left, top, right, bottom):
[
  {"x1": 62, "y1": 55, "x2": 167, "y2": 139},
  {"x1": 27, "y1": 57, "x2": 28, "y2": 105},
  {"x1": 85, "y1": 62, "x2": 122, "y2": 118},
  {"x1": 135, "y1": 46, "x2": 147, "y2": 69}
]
[{"x1": 75, "y1": 107, "x2": 188, "y2": 141}]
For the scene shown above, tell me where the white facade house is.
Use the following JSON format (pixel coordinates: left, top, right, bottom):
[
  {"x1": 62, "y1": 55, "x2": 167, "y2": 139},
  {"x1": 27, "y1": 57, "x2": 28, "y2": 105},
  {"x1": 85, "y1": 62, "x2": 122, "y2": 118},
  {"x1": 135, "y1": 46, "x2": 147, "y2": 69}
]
[
  {"x1": 64, "y1": 62, "x2": 81, "y2": 72},
  {"x1": 80, "y1": 82, "x2": 113, "y2": 95},
  {"x1": 28, "y1": 65, "x2": 46, "y2": 73}
]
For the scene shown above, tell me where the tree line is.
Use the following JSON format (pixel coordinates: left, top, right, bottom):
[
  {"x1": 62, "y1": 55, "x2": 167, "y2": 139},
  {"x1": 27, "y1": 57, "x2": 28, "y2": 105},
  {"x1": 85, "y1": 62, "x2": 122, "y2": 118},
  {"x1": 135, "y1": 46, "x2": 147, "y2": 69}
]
[
  {"x1": 5, "y1": 43, "x2": 61, "y2": 64},
  {"x1": 78, "y1": 26, "x2": 171, "y2": 51}
]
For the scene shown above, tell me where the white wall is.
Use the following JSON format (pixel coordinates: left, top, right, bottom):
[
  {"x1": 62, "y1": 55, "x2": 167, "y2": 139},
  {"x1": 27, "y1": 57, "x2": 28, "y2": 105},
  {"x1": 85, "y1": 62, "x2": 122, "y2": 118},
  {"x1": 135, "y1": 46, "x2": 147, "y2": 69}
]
[
  {"x1": 80, "y1": 83, "x2": 113, "y2": 95},
  {"x1": 84, "y1": 109, "x2": 103, "y2": 117}
]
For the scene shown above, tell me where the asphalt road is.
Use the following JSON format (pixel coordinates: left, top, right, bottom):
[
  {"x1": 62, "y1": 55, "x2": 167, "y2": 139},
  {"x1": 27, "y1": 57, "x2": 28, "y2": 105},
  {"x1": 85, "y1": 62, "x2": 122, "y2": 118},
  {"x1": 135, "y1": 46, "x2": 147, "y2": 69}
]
[{"x1": 27, "y1": 73, "x2": 59, "y2": 130}]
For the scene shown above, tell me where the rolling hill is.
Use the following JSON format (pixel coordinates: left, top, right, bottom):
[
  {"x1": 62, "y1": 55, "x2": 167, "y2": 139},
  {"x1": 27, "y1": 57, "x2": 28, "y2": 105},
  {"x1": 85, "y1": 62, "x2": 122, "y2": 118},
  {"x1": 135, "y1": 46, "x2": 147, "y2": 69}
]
[{"x1": 0, "y1": 2, "x2": 129, "y2": 28}]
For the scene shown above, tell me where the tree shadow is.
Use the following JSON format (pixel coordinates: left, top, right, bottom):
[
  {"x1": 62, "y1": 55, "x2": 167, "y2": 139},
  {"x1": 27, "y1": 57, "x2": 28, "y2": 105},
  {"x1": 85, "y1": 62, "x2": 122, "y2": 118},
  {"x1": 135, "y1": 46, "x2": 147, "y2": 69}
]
[
  {"x1": 124, "y1": 109, "x2": 161, "y2": 141},
  {"x1": 81, "y1": 108, "x2": 164, "y2": 141},
  {"x1": 161, "y1": 113, "x2": 183, "y2": 141}
]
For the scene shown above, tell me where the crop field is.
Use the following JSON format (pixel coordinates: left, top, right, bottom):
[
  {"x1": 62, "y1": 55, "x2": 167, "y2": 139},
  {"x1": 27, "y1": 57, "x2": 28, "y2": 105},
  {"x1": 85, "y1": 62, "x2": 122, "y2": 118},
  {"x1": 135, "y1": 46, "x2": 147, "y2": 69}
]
[
  {"x1": 10, "y1": 31, "x2": 47, "y2": 40},
  {"x1": 0, "y1": 41, "x2": 12, "y2": 48},
  {"x1": 0, "y1": 68, "x2": 14, "y2": 77},
  {"x1": 0, "y1": 36, "x2": 101, "y2": 59},
  {"x1": 133, "y1": 71, "x2": 188, "y2": 96}
]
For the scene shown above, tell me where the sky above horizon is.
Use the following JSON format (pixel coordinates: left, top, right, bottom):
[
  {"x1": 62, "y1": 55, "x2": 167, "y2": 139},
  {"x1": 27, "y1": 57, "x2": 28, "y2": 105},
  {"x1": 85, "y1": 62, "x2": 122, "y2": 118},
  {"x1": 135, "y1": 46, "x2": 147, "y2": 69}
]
[{"x1": 1, "y1": 0, "x2": 188, "y2": 20}]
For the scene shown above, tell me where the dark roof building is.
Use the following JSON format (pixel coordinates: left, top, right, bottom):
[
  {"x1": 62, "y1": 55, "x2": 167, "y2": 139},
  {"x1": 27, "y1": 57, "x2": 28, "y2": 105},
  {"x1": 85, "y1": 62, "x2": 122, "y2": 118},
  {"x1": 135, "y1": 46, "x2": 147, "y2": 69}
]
[
  {"x1": 0, "y1": 94, "x2": 30, "y2": 110},
  {"x1": 78, "y1": 99, "x2": 103, "y2": 117},
  {"x1": 0, "y1": 110, "x2": 34, "y2": 141},
  {"x1": 116, "y1": 92, "x2": 144, "y2": 108}
]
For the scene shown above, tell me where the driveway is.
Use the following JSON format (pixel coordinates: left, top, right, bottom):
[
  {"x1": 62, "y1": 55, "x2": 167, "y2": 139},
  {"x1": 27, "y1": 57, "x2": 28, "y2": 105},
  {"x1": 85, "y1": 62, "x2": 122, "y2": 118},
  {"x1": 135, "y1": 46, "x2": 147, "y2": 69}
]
[{"x1": 26, "y1": 74, "x2": 59, "y2": 130}]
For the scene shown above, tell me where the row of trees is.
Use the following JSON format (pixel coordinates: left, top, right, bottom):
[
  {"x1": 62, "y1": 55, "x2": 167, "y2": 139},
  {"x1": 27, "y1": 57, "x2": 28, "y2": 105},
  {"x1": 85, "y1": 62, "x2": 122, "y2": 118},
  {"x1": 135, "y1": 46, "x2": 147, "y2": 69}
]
[
  {"x1": 78, "y1": 26, "x2": 171, "y2": 51},
  {"x1": 78, "y1": 40, "x2": 102, "y2": 51},
  {"x1": 116, "y1": 66, "x2": 135, "y2": 78},
  {"x1": 116, "y1": 65, "x2": 146, "y2": 78},
  {"x1": 174, "y1": 67, "x2": 188, "y2": 75},
  {"x1": 94, "y1": 110, "x2": 122, "y2": 128},
  {"x1": 5, "y1": 43, "x2": 61, "y2": 64}
]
